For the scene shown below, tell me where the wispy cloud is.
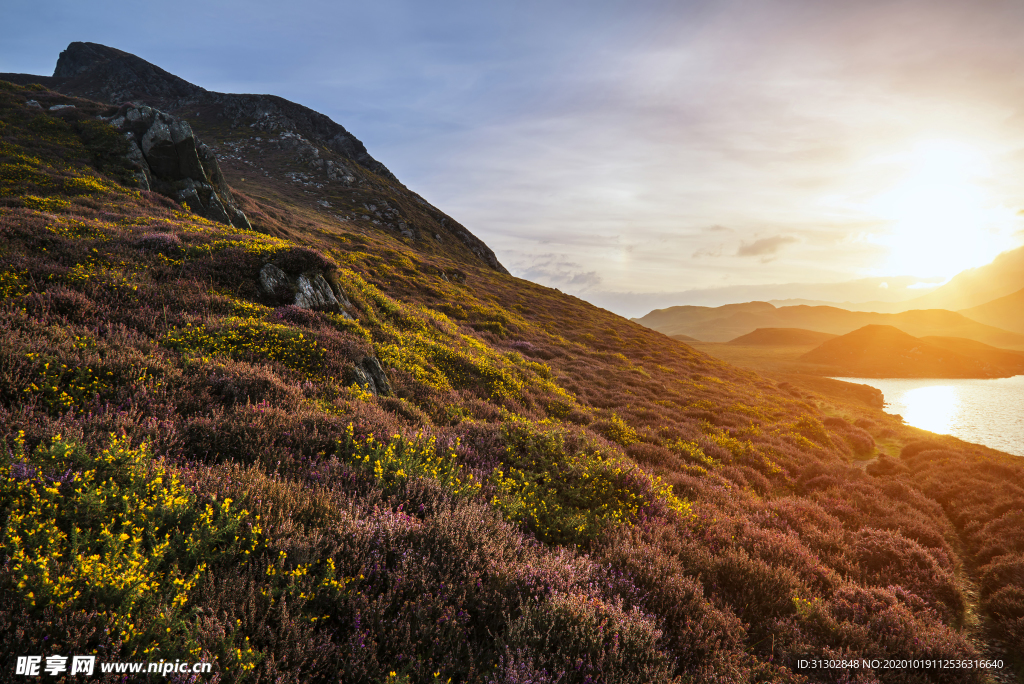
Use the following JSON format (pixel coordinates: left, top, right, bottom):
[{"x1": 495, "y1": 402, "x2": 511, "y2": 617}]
[
  {"x1": 692, "y1": 245, "x2": 724, "y2": 259},
  {"x1": 515, "y1": 256, "x2": 603, "y2": 292},
  {"x1": 736, "y1": 235, "x2": 798, "y2": 257}
]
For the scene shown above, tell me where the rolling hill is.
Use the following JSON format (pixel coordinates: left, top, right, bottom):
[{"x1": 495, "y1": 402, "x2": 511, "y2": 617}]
[
  {"x1": 799, "y1": 325, "x2": 1024, "y2": 378},
  {"x1": 959, "y1": 286, "x2": 1024, "y2": 334},
  {"x1": 2, "y1": 44, "x2": 1024, "y2": 682},
  {"x1": 727, "y1": 327, "x2": 838, "y2": 346},
  {"x1": 634, "y1": 300, "x2": 1024, "y2": 348}
]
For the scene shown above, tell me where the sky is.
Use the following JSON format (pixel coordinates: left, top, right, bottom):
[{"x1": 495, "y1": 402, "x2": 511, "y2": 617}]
[{"x1": 4, "y1": 0, "x2": 1024, "y2": 317}]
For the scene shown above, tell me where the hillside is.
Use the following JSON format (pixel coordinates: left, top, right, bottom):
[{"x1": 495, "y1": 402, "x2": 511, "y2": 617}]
[
  {"x1": 922, "y1": 335, "x2": 1024, "y2": 366},
  {"x1": 634, "y1": 300, "x2": 1024, "y2": 348},
  {"x1": 727, "y1": 327, "x2": 838, "y2": 346},
  {"x1": 960, "y1": 287, "x2": 1024, "y2": 334},
  {"x1": 800, "y1": 325, "x2": 1024, "y2": 378},
  {"x1": 907, "y1": 245, "x2": 1024, "y2": 311},
  {"x1": 3, "y1": 52, "x2": 1024, "y2": 683},
  {"x1": 1, "y1": 42, "x2": 508, "y2": 276}
]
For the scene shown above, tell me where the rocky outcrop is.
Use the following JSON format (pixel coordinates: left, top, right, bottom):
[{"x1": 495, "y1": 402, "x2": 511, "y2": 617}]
[
  {"x1": 258, "y1": 263, "x2": 353, "y2": 318},
  {"x1": 349, "y1": 356, "x2": 393, "y2": 396},
  {"x1": 106, "y1": 103, "x2": 250, "y2": 230}
]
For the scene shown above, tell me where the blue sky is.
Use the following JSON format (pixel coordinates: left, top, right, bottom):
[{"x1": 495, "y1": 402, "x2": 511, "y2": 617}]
[{"x1": 5, "y1": 0, "x2": 1024, "y2": 316}]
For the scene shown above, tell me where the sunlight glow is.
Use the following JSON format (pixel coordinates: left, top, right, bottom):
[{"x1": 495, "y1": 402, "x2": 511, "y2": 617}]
[
  {"x1": 899, "y1": 385, "x2": 959, "y2": 434},
  {"x1": 865, "y1": 140, "x2": 1020, "y2": 278}
]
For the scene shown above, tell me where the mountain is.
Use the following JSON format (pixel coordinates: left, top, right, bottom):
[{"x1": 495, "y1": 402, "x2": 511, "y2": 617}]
[
  {"x1": 903, "y1": 244, "x2": 1024, "y2": 311},
  {"x1": 959, "y1": 286, "x2": 1024, "y2": 334},
  {"x1": 2, "y1": 45, "x2": 1024, "y2": 681},
  {"x1": 634, "y1": 300, "x2": 1024, "y2": 348},
  {"x1": 799, "y1": 325, "x2": 1024, "y2": 378},
  {"x1": 0, "y1": 41, "x2": 508, "y2": 274},
  {"x1": 727, "y1": 328, "x2": 837, "y2": 346}
]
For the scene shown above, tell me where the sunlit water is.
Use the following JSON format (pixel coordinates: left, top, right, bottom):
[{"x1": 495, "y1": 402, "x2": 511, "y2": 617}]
[{"x1": 831, "y1": 376, "x2": 1024, "y2": 457}]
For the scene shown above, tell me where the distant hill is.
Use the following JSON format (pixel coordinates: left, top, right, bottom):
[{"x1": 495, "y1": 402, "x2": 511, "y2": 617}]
[
  {"x1": 958, "y1": 287, "x2": 1024, "y2": 334},
  {"x1": 800, "y1": 325, "x2": 1024, "y2": 378},
  {"x1": 634, "y1": 301, "x2": 1024, "y2": 348},
  {"x1": 669, "y1": 333, "x2": 700, "y2": 342},
  {"x1": 921, "y1": 335, "x2": 1024, "y2": 366},
  {"x1": 905, "y1": 244, "x2": 1024, "y2": 311},
  {"x1": 727, "y1": 328, "x2": 837, "y2": 346}
]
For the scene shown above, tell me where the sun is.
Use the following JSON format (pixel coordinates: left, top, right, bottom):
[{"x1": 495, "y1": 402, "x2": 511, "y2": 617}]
[{"x1": 865, "y1": 140, "x2": 1019, "y2": 279}]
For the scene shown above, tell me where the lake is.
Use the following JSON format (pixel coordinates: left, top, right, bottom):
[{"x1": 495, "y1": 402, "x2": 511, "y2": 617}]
[{"x1": 831, "y1": 376, "x2": 1024, "y2": 457}]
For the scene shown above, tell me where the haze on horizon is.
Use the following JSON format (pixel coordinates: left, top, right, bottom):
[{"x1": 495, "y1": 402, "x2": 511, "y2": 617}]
[{"x1": 4, "y1": 0, "x2": 1024, "y2": 318}]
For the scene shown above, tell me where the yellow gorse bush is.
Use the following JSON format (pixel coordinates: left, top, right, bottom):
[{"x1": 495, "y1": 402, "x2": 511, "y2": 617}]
[
  {"x1": 596, "y1": 413, "x2": 639, "y2": 447},
  {"x1": 22, "y1": 195, "x2": 70, "y2": 211},
  {"x1": 162, "y1": 316, "x2": 325, "y2": 376},
  {"x1": 338, "y1": 423, "x2": 481, "y2": 498},
  {"x1": 490, "y1": 419, "x2": 692, "y2": 546},
  {"x1": 63, "y1": 173, "x2": 117, "y2": 196},
  {"x1": 0, "y1": 433, "x2": 261, "y2": 656},
  {"x1": 22, "y1": 357, "x2": 121, "y2": 413},
  {"x1": 212, "y1": 291, "x2": 273, "y2": 319},
  {"x1": 667, "y1": 438, "x2": 719, "y2": 468},
  {"x1": 0, "y1": 269, "x2": 27, "y2": 298},
  {"x1": 45, "y1": 216, "x2": 112, "y2": 240},
  {"x1": 186, "y1": 235, "x2": 290, "y2": 261}
]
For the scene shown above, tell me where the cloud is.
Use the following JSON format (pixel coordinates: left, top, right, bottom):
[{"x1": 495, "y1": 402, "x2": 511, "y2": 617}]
[
  {"x1": 692, "y1": 245, "x2": 724, "y2": 258},
  {"x1": 736, "y1": 235, "x2": 798, "y2": 257},
  {"x1": 514, "y1": 256, "x2": 603, "y2": 292}
]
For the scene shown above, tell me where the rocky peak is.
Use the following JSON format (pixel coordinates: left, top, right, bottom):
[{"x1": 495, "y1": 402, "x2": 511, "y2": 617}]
[
  {"x1": 44, "y1": 43, "x2": 394, "y2": 181},
  {"x1": 2, "y1": 42, "x2": 510, "y2": 274},
  {"x1": 54, "y1": 42, "x2": 131, "y2": 78},
  {"x1": 52, "y1": 42, "x2": 202, "y2": 104}
]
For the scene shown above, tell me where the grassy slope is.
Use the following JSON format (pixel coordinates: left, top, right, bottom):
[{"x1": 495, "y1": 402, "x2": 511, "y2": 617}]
[{"x1": 2, "y1": 81, "x2": 1024, "y2": 683}]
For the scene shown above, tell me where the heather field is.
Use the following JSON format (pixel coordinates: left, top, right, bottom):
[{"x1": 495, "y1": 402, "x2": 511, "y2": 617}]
[{"x1": 2, "y1": 80, "x2": 1024, "y2": 683}]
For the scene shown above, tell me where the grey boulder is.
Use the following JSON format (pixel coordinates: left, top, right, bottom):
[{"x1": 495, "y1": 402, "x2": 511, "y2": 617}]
[
  {"x1": 349, "y1": 356, "x2": 392, "y2": 396},
  {"x1": 107, "y1": 103, "x2": 251, "y2": 230},
  {"x1": 258, "y1": 263, "x2": 353, "y2": 319}
]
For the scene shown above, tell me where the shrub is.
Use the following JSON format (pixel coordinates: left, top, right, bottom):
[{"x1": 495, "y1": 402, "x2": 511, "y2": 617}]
[
  {"x1": 162, "y1": 317, "x2": 326, "y2": 377},
  {"x1": 272, "y1": 246, "x2": 335, "y2": 274},
  {"x1": 593, "y1": 413, "x2": 639, "y2": 447},
  {"x1": 490, "y1": 419, "x2": 690, "y2": 546},
  {"x1": 500, "y1": 593, "x2": 673, "y2": 684},
  {"x1": 337, "y1": 423, "x2": 482, "y2": 499},
  {"x1": 0, "y1": 433, "x2": 260, "y2": 658},
  {"x1": 851, "y1": 529, "x2": 964, "y2": 620},
  {"x1": 900, "y1": 440, "x2": 944, "y2": 460}
]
